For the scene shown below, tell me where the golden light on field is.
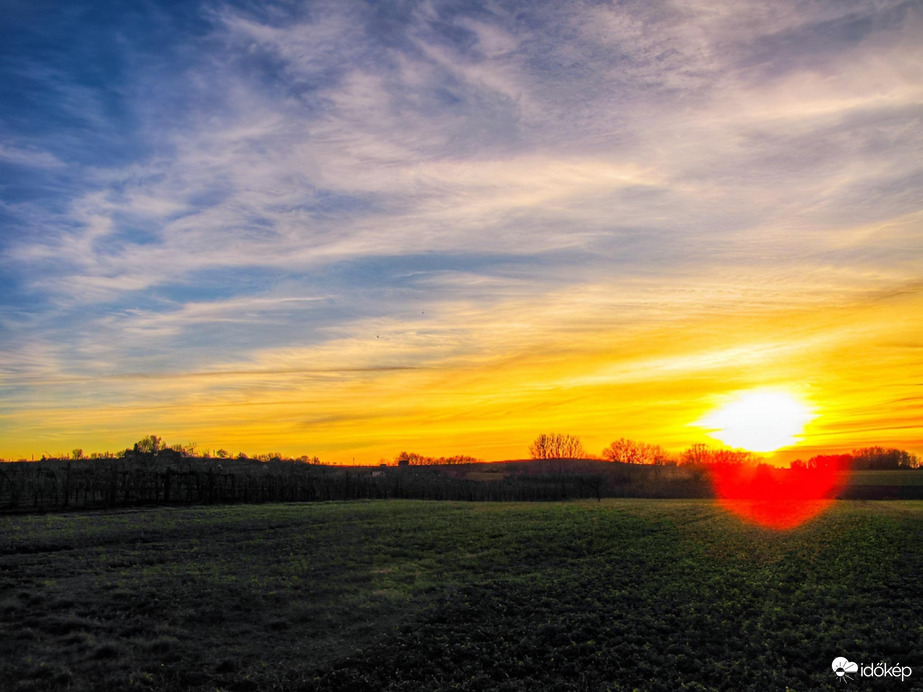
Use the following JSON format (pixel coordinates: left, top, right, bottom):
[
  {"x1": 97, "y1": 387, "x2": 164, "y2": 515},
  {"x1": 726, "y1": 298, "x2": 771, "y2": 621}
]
[{"x1": 698, "y1": 390, "x2": 814, "y2": 453}]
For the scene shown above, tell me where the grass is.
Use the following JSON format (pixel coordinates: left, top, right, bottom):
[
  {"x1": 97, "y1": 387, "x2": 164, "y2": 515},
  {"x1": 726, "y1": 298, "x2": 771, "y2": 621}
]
[
  {"x1": 847, "y1": 469, "x2": 923, "y2": 486},
  {"x1": 1, "y1": 500, "x2": 921, "y2": 691}
]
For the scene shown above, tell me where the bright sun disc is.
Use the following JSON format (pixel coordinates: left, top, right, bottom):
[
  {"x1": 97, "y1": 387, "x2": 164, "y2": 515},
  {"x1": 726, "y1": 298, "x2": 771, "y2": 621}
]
[{"x1": 699, "y1": 390, "x2": 813, "y2": 453}]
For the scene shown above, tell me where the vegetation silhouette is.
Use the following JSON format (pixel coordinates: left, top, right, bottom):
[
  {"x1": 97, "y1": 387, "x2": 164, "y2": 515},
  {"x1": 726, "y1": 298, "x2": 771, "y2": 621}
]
[
  {"x1": 0, "y1": 435, "x2": 918, "y2": 513},
  {"x1": 602, "y1": 438, "x2": 671, "y2": 465},
  {"x1": 528, "y1": 433, "x2": 586, "y2": 459}
]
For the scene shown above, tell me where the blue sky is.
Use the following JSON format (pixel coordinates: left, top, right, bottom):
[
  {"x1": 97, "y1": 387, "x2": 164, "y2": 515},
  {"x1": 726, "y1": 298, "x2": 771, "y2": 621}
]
[{"x1": 1, "y1": 0, "x2": 921, "y2": 460}]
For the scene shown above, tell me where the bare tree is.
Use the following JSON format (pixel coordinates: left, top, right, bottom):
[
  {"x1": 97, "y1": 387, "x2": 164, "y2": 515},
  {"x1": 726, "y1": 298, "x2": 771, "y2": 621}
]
[
  {"x1": 602, "y1": 438, "x2": 671, "y2": 465},
  {"x1": 679, "y1": 444, "x2": 753, "y2": 466},
  {"x1": 711, "y1": 448, "x2": 754, "y2": 465},
  {"x1": 680, "y1": 443, "x2": 714, "y2": 466},
  {"x1": 529, "y1": 433, "x2": 586, "y2": 459}
]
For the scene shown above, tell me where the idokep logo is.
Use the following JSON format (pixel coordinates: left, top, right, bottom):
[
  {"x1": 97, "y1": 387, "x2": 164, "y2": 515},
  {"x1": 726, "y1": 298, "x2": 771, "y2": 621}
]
[
  {"x1": 832, "y1": 657, "x2": 913, "y2": 683},
  {"x1": 832, "y1": 658, "x2": 858, "y2": 681}
]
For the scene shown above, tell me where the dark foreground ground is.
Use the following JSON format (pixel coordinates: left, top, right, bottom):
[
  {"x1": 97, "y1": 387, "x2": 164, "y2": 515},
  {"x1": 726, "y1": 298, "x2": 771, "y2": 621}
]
[{"x1": 1, "y1": 500, "x2": 921, "y2": 691}]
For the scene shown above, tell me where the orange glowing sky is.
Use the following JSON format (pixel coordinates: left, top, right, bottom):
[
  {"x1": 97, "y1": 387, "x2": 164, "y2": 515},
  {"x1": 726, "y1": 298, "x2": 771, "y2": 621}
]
[{"x1": 1, "y1": 1, "x2": 921, "y2": 463}]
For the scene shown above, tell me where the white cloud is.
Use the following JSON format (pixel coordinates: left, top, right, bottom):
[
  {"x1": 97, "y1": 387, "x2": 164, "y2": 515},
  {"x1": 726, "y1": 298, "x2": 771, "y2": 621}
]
[
  {"x1": 0, "y1": 142, "x2": 65, "y2": 169},
  {"x1": 3, "y1": 0, "x2": 921, "y2": 420}
]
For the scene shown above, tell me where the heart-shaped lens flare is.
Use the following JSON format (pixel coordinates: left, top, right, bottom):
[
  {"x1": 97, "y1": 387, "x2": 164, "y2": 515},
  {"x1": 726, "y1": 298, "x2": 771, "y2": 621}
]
[
  {"x1": 710, "y1": 461, "x2": 848, "y2": 529},
  {"x1": 698, "y1": 390, "x2": 846, "y2": 528}
]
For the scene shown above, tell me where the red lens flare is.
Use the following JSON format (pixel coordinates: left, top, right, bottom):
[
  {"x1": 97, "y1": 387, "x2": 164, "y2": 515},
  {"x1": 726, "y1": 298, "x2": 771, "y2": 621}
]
[{"x1": 710, "y1": 460, "x2": 848, "y2": 530}]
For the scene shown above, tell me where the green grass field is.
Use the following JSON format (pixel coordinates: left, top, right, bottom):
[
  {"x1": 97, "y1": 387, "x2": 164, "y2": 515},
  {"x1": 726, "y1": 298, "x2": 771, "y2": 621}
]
[
  {"x1": 1, "y1": 499, "x2": 921, "y2": 691},
  {"x1": 847, "y1": 470, "x2": 923, "y2": 486}
]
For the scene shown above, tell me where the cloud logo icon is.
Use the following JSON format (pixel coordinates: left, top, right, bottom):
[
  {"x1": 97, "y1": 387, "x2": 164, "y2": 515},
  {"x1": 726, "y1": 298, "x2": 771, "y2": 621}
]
[{"x1": 832, "y1": 657, "x2": 859, "y2": 680}]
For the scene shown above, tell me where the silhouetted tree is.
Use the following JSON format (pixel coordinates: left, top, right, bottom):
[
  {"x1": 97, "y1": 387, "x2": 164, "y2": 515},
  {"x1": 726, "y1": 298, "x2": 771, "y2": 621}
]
[
  {"x1": 393, "y1": 451, "x2": 481, "y2": 466},
  {"x1": 851, "y1": 447, "x2": 919, "y2": 470},
  {"x1": 395, "y1": 451, "x2": 421, "y2": 465},
  {"x1": 529, "y1": 433, "x2": 586, "y2": 459},
  {"x1": 134, "y1": 435, "x2": 164, "y2": 455},
  {"x1": 711, "y1": 448, "x2": 754, "y2": 465},
  {"x1": 806, "y1": 454, "x2": 852, "y2": 470},
  {"x1": 679, "y1": 444, "x2": 752, "y2": 466},
  {"x1": 680, "y1": 443, "x2": 713, "y2": 466},
  {"x1": 602, "y1": 438, "x2": 671, "y2": 464}
]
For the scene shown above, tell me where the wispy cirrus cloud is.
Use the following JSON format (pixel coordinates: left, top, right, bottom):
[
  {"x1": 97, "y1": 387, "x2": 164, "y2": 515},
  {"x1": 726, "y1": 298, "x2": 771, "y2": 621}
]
[{"x1": 0, "y1": 0, "x2": 920, "y2": 458}]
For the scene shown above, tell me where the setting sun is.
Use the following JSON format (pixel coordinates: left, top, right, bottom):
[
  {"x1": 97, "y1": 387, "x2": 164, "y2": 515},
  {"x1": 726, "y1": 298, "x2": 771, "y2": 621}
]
[{"x1": 698, "y1": 390, "x2": 814, "y2": 453}]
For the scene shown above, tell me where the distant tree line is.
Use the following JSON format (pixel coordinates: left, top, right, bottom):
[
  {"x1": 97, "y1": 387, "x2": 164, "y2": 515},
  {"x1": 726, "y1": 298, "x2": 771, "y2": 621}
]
[
  {"x1": 0, "y1": 455, "x2": 338, "y2": 513},
  {"x1": 17, "y1": 434, "x2": 919, "y2": 472},
  {"x1": 0, "y1": 456, "x2": 703, "y2": 514},
  {"x1": 1, "y1": 434, "x2": 919, "y2": 514},
  {"x1": 531, "y1": 435, "x2": 757, "y2": 466},
  {"x1": 393, "y1": 452, "x2": 482, "y2": 466},
  {"x1": 843, "y1": 447, "x2": 919, "y2": 470},
  {"x1": 529, "y1": 434, "x2": 919, "y2": 470},
  {"x1": 0, "y1": 435, "x2": 717, "y2": 513},
  {"x1": 45, "y1": 435, "x2": 322, "y2": 465}
]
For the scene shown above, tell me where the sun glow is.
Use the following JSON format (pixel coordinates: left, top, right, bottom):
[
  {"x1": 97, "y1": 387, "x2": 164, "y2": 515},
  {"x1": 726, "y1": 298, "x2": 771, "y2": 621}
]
[{"x1": 699, "y1": 390, "x2": 814, "y2": 453}]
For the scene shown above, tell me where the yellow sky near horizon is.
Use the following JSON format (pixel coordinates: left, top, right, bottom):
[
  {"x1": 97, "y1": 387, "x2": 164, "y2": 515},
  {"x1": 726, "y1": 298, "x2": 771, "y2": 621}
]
[{"x1": 5, "y1": 270, "x2": 920, "y2": 464}]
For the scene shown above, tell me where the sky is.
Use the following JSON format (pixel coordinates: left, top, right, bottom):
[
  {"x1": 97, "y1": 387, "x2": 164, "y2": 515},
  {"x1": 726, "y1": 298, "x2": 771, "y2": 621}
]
[{"x1": 1, "y1": 0, "x2": 921, "y2": 463}]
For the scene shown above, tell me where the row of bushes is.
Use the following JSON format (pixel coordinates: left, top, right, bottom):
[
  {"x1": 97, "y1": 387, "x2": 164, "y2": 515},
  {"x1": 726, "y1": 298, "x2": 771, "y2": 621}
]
[
  {"x1": 0, "y1": 456, "x2": 715, "y2": 512},
  {"x1": 2, "y1": 454, "x2": 919, "y2": 514}
]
